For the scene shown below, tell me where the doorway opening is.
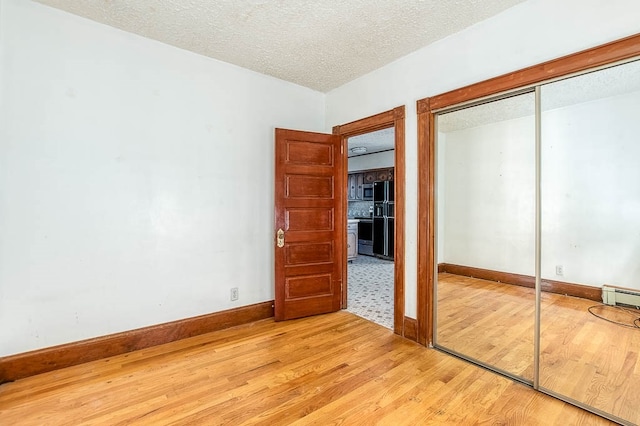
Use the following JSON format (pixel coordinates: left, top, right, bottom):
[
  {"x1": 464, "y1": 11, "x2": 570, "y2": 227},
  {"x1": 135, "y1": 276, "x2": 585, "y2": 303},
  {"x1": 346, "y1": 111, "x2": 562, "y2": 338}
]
[
  {"x1": 346, "y1": 128, "x2": 395, "y2": 329},
  {"x1": 333, "y1": 105, "x2": 407, "y2": 337}
]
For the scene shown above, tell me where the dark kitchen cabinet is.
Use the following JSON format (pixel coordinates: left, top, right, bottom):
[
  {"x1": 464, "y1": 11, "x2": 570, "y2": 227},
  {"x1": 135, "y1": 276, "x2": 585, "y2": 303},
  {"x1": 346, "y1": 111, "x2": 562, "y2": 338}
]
[
  {"x1": 355, "y1": 173, "x2": 364, "y2": 200},
  {"x1": 347, "y1": 173, "x2": 357, "y2": 200},
  {"x1": 363, "y1": 167, "x2": 394, "y2": 183},
  {"x1": 349, "y1": 168, "x2": 393, "y2": 201},
  {"x1": 364, "y1": 171, "x2": 377, "y2": 183}
]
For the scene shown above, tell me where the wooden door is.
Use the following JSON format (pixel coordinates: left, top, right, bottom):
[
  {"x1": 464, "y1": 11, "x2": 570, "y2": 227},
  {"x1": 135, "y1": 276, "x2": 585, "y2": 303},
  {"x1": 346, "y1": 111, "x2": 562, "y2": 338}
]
[{"x1": 274, "y1": 128, "x2": 344, "y2": 321}]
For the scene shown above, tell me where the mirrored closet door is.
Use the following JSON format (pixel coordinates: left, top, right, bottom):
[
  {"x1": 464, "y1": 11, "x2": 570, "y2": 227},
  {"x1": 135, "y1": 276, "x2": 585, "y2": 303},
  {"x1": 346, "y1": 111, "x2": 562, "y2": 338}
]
[
  {"x1": 539, "y1": 59, "x2": 640, "y2": 425},
  {"x1": 435, "y1": 92, "x2": 536, "y2": 382},
  {"x1": 433, "y1": 57, "x2": 640, "y2": 425}
]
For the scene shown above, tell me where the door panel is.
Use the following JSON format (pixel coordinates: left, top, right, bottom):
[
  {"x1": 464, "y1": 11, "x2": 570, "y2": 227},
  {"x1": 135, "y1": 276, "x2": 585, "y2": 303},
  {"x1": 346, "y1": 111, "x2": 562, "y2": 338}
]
[
  {"x1": 286, "y1": 208, "x2": 333, "y2": 231},
  {"x1": 286, "y1": 274, "x2": 332, "y2": 298},
  {"x1": 285, "y1": 242, "x2": 333, "y2": 264},
  {"x1": 286, "y1": 175, "x2": 333, "y2": 198},
  {"x1": 286, "y1": 141, "x2": 333, "y2": 165},
  {"x1": 275, "y1": 128, "x2": 343, "y2": 321}
]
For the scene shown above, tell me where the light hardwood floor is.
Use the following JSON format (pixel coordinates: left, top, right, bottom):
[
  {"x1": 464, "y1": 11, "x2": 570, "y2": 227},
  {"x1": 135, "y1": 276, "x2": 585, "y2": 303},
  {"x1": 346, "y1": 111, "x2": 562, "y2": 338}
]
[
  {"x1": 437, "y1": 273, "x2": 640, "y2": 425},
  {"x1": 0, "y1": 310, "x2": 613, "y2": 425}
]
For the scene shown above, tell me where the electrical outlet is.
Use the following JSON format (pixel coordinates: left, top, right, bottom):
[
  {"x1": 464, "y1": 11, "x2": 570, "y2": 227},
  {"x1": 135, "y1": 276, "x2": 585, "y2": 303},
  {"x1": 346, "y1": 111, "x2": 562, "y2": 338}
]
[
  {"x1": 230, "y1": 287, "x2": 239, "y2": 301},
  {"x1": 555, "y1": 265, "x2": 564, "y2": 276}
]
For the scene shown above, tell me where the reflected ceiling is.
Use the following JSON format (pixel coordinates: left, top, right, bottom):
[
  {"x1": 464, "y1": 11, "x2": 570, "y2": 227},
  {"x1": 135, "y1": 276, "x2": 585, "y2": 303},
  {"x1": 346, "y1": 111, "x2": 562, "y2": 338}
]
[{"x1": 438, "y1": 59, "x2": 640, "y2": 133}]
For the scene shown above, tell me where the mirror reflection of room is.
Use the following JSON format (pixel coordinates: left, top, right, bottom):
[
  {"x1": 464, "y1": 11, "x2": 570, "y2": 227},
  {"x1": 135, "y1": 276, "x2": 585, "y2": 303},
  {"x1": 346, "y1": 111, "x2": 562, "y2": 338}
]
[
  {"x1": 435, "y1": 92, "x2": 536, "y2": 382},
  {"x1": 539, "y1": 60, "x2": 640, "y2": 424},
  {"x1": 434, "y1": 59, "x2": 640, "y2": 425}
]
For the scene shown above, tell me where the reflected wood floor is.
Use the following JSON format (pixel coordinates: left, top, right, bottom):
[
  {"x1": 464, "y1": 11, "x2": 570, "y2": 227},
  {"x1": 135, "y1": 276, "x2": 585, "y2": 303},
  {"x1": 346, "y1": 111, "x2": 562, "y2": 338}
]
[
  {"x1": 0, "y1": 311, "x2": 613, "y2": 425},
  {"x1": 437, "y1": 273, "x2": 640, "y2": 425},
  {"x1": 437, "y1": 273, "x2": 536, "y2": 378}
]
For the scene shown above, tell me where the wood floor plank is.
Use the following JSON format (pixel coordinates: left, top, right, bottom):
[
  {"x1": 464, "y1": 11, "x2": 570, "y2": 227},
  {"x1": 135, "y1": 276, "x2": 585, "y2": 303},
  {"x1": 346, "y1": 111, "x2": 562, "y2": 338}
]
[{"x1": 0, "y1": 310, "x2": 616, "y2": 425}]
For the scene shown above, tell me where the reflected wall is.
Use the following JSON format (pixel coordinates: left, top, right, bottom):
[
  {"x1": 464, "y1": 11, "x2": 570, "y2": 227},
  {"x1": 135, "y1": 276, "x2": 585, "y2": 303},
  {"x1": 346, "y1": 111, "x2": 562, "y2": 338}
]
[{"x1": 436, "y1": 93, "x2": 536, "y2": 381}]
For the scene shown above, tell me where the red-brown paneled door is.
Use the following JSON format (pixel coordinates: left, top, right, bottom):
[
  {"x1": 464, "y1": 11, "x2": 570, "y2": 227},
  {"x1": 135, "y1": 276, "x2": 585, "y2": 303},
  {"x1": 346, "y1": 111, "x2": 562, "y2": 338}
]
[{"x1": 274, "y1": 128, "x2": 344, "y2": 321}]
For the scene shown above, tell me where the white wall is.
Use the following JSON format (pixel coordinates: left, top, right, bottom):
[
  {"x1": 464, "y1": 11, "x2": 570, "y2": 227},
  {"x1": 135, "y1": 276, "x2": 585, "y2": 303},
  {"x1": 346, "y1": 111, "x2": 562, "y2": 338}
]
[
  {"x1": 325, "y1": 0, "x2": 640, "y2": 318},
  {"x1": 440, "y1": 115, "x2": 536, "y2": 276},
  {"x1": 0, "y1": 0, "x2": 324, "y2": 356},
  {"x1": 348, "y1": 151, "x2": 394, "y2": 172}
]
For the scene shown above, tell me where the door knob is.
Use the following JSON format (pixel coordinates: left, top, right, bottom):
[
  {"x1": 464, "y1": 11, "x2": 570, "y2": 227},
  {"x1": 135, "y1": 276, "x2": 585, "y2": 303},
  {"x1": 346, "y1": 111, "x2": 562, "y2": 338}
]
[{"x1": 277, "y1": 228, "x2": 285, "y2": 248}]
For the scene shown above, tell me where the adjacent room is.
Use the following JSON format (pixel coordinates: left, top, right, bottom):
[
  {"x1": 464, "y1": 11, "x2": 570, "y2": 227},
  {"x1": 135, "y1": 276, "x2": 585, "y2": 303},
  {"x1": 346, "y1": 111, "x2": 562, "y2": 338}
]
[
  {"x1": 346, "y1": 128, "x2": 395, "y2": 330},
  {"x1": 1, "y1": 0, "x2": 639, "y2": 424}
]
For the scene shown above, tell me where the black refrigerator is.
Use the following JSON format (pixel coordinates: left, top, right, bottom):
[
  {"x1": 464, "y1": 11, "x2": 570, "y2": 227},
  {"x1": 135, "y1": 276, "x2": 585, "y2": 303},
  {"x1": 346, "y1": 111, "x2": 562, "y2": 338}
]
[{"x1": 373, "y1": 181, "x2": 394, "y2": 259}]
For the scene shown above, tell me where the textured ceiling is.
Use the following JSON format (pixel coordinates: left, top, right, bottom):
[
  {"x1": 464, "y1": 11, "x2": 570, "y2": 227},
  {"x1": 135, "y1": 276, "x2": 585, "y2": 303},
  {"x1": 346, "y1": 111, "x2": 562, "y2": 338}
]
[
  {"x1": 33, "y1": 0, "x2": 526, "y2": 92},
  {"x1": 348, "y1": 127, "x2": 395, "y2": 157}
]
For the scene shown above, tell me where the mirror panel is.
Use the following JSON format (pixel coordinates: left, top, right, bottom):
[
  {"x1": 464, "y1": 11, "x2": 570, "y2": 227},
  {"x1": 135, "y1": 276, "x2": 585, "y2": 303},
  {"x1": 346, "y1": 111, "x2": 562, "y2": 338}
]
[
  {"x1": 435, "y1": 92, "x2": 536, "y2": 381},
  {"x1": 539, "y1": 59, "x2": 640, "y2": 425}
]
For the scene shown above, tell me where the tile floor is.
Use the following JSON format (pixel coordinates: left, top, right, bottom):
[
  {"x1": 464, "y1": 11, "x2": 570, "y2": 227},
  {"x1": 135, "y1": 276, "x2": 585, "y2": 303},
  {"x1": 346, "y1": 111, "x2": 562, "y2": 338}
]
[{"x1": 346, "y1": 255, "x2": 394, "y2": 330}]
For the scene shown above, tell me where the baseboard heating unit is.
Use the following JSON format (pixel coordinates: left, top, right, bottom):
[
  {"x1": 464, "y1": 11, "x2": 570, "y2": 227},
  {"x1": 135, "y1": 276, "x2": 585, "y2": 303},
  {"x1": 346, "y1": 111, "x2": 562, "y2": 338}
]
[{"x1": 602, "y1": 285, "x2": 640, "y2": 309}]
